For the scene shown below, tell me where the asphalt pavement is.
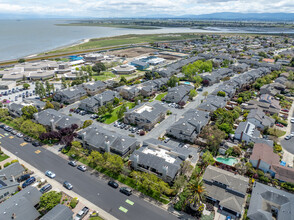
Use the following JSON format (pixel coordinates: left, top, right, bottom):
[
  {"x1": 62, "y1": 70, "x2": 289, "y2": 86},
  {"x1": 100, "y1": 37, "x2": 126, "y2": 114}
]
[
  {"x1": 280, "y1": 111, "x2": 294, "y2": 154},
  {"x1": 0, "y1": 130, "x2": 178, "y2": 220}
]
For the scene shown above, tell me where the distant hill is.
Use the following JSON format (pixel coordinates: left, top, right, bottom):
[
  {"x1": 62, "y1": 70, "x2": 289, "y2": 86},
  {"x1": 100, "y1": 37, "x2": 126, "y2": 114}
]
[{"x1": 177, "y1": 12, "x2": 294, "y2": 21}]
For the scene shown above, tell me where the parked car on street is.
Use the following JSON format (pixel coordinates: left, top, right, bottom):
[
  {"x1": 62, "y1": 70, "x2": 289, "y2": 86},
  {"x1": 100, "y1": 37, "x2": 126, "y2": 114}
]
[
  {"x1": 119, "y1": 187, "x2": 132, "y2": 196},
  {"x1": 63, "y1": 181, "x2": 73, "y2": 190},
  {"x1": 77, "y1": 165, "x2": 87, "y2": 172},
  {"x1": 32, "y1": 141, "x2": 41, "y2": 147},
  {"x1": 68, "y1": 160, "x2": 77, "y2": 167},
  {"x1": 285, "y1": 135, "x2": 292, "y2": 140},
  {"x1": 108, "y1": 180, "x2": 119, "y2": 189},
  {"x1": 45, "y1": 170, "x2": 56, "y2": 178},
  {"x1": 16, "y1": 133, "x2": 23, "y2": 138}
]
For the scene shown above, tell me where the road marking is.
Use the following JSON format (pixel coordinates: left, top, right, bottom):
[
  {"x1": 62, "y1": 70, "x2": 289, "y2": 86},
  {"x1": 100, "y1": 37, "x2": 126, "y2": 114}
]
[
  {"x1": 125, "y1": 199, "x2": 134, "y2": 205},
  {"x1": 35, "y1": 150, "x2": 41, "y2": 154},
  {"x1": 4, "y1": 133, "x2": 9, "y2": 136},
  {"x1": 9, "y1": 136, "x2": 14, "y2": 139},
  {"x1": 0, "y1": 137, "x2": 2, "y2": 139},
  {"x1": 0, "y1": 134, "x2": 4, "y2": 137},
  {"x1": 119, "y1": 206, "x2": 128, "y2": 213},
  {"x1": 20, "y1": 142, "x2": 27, "y2": 147}
]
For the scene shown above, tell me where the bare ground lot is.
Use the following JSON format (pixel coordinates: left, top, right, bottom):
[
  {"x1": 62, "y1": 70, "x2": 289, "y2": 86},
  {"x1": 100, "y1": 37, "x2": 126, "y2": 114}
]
[{"x1": 106, "y1": 47, "x2": 158, "y2": 58}]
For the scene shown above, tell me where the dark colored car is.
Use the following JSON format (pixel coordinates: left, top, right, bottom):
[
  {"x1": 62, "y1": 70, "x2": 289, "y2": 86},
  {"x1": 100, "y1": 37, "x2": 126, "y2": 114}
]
[
  {"x1": 23, "y1": 136, "x2": 32, "y2": 142},
  {"x1": 68, "y1": 160, "x2": 77, "y2": 167},
  {"x1": 40, "y1": 184, "x2": 52, "y2": 194},
  {"x1": 119, "y1": 187, "x2": 132, "y2": 196},
  {"x1": 0, "y1": 124, "x2": 5, "y2": 128},
  {"x1": 32, "y1": 141, "x2": 41, "y2": 147},
  {"x1": 22, "y1": 176, "x2": 36, "y2": 188},
  {"x1": 63, "y1": 181, "x2": 73, "y2": 190},
  {"x1": 108, "y1": 180, "x2": 119, "y2": 189},
  {"x1": 77, "y1": 165, "x2": 87, "y2": 172},
  {"x1": 17, "y1": 174, "x2": 30, "y2": 182}
]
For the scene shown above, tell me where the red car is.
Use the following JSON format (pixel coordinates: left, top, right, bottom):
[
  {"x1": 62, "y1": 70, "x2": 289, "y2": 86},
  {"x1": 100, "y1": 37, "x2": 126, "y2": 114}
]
[
  {"x1": 281, "y1": 109, "x2": 289, "y2": 112},
  {"x1": 276, "y1": 123, "x2": 284, "y2": 127}
]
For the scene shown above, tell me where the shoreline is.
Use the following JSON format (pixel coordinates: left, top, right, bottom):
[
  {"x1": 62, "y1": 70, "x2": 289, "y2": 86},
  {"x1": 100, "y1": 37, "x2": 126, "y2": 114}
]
[{"x1": 25, "y1": 38, "x2": 90, "y2": 59}]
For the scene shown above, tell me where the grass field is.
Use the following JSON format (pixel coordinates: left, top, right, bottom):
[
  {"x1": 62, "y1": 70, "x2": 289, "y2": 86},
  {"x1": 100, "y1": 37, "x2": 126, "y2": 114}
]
[
  {"x1": 102, "y1": 102, "x2": 135, "y2": 124},
  {"x1": 47, "y1": 33, "x2": 201, "y2": 54},
  {"x1": 268, "y1": 128, "x2": 286, "y2": 137},
  {"x1": 57, "y1": 23, "x2": 160, "y2": 30},
  {"x1": 92, "y1": 72, "x2": 116, "y2": 81},
  {"x1": 0, "y1": 154, "x2": 9, "y2": 162},
  {"x1": 155, "y1": 92, "x2": 167, "y2": 101}
]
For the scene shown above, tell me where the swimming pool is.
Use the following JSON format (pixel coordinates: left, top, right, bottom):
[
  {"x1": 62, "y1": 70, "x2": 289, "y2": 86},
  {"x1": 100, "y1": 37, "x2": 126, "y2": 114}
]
[
  {"x1": 184, "y1": 82, "x2": 191, "y2": 85},
  {"x1": 216, "y1": 157, "x2": 238, "y2": 166}
]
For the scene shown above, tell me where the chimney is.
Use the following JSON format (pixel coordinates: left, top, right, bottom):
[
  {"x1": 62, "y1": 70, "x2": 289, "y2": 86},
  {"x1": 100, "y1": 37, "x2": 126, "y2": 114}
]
[
  {"x1": 82, "y1": 132, "x2": 86, "y2": 147},
  {"x1": 105, "y1": 141, "x2": 110, "y2": 153},
  {"x1": 99, "y1": 96, "x2": 103, "y2": 107},
  {"x1": 11, "y1": 175, "x2": 15, "y2": 182},
  {"x1": 133, "y1": 154, "x2": 139, "y2": 170},
  {"x1": 12, "y1": 213, "x2": 16, "y2": 219},
  {"x1": 196, "y1": 121, "x2": 201, "y2": 133},
  {"x1": 138, "y1": 100, "x2": 141, "y2": 105},
  {"x1": 162, "y1": 165, "x2": 168, "y2": 181},
  {"x1": 50, "y1": 119, "x2": 55, "y2": 131}
]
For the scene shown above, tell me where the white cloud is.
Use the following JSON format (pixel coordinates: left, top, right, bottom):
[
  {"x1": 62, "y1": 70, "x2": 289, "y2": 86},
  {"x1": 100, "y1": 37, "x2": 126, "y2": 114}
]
[{"x1": 0, "y1": 0, "x2": 293, "y2": 17}]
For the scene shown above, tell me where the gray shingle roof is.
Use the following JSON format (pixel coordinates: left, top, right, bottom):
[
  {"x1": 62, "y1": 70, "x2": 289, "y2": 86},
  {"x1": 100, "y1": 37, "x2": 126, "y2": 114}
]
[
  {"x1": 248, "y1": 182, "x2": 294, "y2": 220},
  {"x1": 40, "y1": 204, "x2": 73, "y2": 220},
  {"x1": 0, "y1": 186, "x2": 42, "y2": 220},
  {"x1": 0, "y1": 162, "x2": 25, "y2": 178}
]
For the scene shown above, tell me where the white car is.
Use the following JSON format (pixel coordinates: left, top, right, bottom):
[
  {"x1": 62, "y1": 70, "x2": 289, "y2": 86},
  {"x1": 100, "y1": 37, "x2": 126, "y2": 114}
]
[
  {"x1": 45, "y1": 170, "x2": 56, "y2": 179},
  {"x1": 285, "y1": 135, "x2": 292, "y2": 140},
  {"x1": 291, "y1": 132, "x2": 294, "y2": 137},
  {"x1": 291, "y1": 118, "x2": 294, "y2": 123}
]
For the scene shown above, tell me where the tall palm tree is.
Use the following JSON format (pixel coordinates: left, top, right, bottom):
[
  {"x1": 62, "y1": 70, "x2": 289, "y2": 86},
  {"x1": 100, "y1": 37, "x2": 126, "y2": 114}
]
[{"x1": 186, "y1": 177, "x2": 206, "y2": 211}]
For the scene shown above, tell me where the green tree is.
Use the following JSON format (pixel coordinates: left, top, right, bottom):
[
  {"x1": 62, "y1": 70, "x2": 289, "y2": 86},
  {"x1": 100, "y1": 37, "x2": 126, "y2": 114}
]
[
  {"x1": 106, "y1": 102, "x2": 114, "y2": 113},
  {"x1": 203, "y1": 91, "x2": 208, "y2": 99},
  {"x1": 189, "y1": 89, "x2": 197, "y2": 99},
  {"x1": 18, "y1": 58, "x2": 26, "y2": 63},
  {"x1": 39, "y1": 191, "x2": 62, "y2": 211},
  {"x1": 83, "y1": 120, "x2": 93, "y2": 129},
  {"x1": 98, "y1": 106, "x2": 107, "y2": 115},
  {"x1": 45, "y1": 81, "x2": 51, "y2": 94},
  {"x1": 186, "y1": 177, "x2": 206, "y2": 210},
  {"x1": 117, "y1": 104, "x2": 127, "y2": 119},
  {"x1": 87, "y1": 151, "x2": 104, "y2": 168},
  {"x1": 0, "y1": 109, "x2": 9, "y2": 119},
  {"x1": 113, "y1": 97, "x2": 120, "y2": 106},
  {"x1": 167, "y1": 76, "x2": 179, "y2": 87},
  {"x1": 217, "y1": 91, "x2": 226, "y2": 97},
  {"x1": 104, "y1": 153, "x2": 124, "y2": 173},
  {"x1": 44, "y1": 101, "x2": 54, "y2": 109},
  {"x1": 202, "y1": 151, "x2": 215, "y2": 167},
  {"x1": 145, "y1": 71, "x2": 153, "y2": 80},
  {"x1": 21, "y1": 106, "x2": 38, "y2": 119},
  {"x1": 92, "y1": 62, "x2": 106, "y2": 74},
  {"x1": 119, "y1": 76, "x2": 127, "y2": 85},
  {"x1": 23, "y1": 83, "x2": 30, "y2": 90},
  {"x1": 20, "y1": 120, "x2": 46, "y2": 138},
  {"x1": 200, "y1": 126, "x2": 226, "y2": 155}
]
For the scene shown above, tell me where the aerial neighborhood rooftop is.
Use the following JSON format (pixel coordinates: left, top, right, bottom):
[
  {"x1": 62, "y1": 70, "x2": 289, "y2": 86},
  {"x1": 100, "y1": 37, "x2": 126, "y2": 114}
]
[{"x1": 0, "y1": 34, "x2": 294, "y2": 220}]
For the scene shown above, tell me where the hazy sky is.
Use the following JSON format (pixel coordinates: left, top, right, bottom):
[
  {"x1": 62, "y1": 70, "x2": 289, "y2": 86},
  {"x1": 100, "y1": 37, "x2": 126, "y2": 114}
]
[{"x1": 0, "y1": 0, "x2": 293, "y2": 17}]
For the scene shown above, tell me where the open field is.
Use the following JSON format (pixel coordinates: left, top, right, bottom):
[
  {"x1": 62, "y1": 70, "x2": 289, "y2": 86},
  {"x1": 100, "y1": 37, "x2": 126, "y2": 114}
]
[
  {"x1": 57, "y1": 23, "x2": 160, "y2": 30},
  {"x1": 106, "y1": 47, "x2": 158, "y2": 58},
  {"x1": 92, "y1": 72, "x2": 116, "y2": 81},
  {"x1": 46, "y1": 33, "x2": 203, "y2": 54},
  {"x1": 102, "y1": 102, "x2": 135, "y2": 124}
]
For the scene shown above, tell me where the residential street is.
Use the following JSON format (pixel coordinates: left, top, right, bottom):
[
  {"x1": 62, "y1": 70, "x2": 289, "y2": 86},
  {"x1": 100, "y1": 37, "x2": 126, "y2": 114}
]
[
  {"x1": 280, "y1": 111, "x2": 294, "y2": 154},
  {"x1": 0, "y1": 130, "x2": 178, "y2": 220}
]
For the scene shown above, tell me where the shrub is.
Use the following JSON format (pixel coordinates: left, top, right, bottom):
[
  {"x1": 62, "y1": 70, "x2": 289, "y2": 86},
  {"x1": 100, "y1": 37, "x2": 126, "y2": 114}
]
[
  {"x1": 3, "y1": 162, "x2": 11, "y2": 168},
  {"x1": 70, "y1": 197, "x2": 79, "y2": 209},
  {"x1": 217, "y1": 91, "x2": 226, "y2": 97}
]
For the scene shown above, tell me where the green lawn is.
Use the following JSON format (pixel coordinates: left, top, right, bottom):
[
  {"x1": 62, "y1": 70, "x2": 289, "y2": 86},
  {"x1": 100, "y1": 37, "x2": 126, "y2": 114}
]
[
  {"x1": 155, "y1": 92, "x2": 167, "y2": 101},
  {"x1": 0, "y1": 154, "x2": 9, "y2": 162},
  {"x1": 47, "y1": 33, "x2": 200, "y2": 54},
  {"x1": 102, "y1": 102, "x2": 135, "y2": 124},
  {"x1": 92, "y1": 72, "x2": 116, "y2": 81},
  {"x1": 89, "y1": 217, "x2": 104, "y2": 220},
  {"x1": 268, "y1": 128, "x2": 286, "y2": 137}
]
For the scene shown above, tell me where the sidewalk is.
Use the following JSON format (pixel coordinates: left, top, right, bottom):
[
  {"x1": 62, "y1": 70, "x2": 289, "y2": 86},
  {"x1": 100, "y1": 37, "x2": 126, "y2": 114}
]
[
  {"x1": 0, "y1": 147, "x2": 118, "y2": 220},
  {"x1": 280, "y1": 99, "x2": 294, "y2": 138}
]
